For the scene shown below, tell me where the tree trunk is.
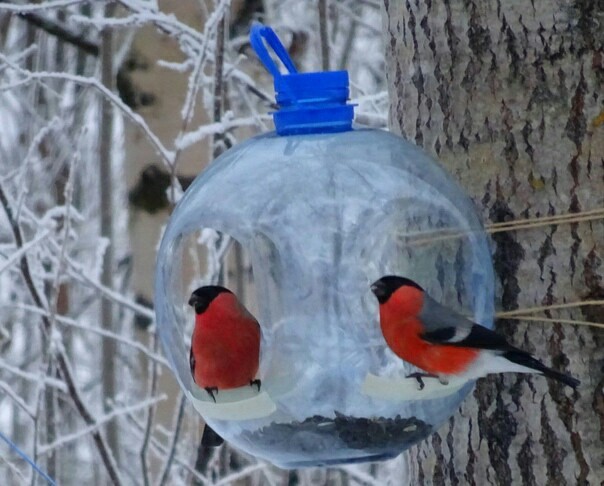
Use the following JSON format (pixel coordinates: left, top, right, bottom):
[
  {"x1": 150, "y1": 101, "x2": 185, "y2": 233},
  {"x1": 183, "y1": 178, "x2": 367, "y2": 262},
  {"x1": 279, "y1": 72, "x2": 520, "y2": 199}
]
[
  {"x1": 383, "y1": 1, "x2": 603, "y2": 484},
  {"x1": 100, "y1": 2, "x2": 120, "y2": 465}
]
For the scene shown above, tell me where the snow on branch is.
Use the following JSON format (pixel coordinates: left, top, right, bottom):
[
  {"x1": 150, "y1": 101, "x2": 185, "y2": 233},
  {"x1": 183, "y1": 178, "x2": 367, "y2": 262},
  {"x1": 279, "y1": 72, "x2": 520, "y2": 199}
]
[
  {"x1": 37, "y1": 394, "x2": 167, "y2": 456},
  {"x1": 0, "y1": 53, "x2": 174, "y2": 167},
  {"x1": 0, "y1": 0, "x2": 87, "y2": 13}
]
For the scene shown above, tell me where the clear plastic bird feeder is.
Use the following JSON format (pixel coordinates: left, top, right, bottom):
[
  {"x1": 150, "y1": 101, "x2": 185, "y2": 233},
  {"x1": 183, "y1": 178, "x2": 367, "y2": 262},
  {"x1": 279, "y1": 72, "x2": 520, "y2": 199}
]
[{"x1": 154, "y1": 25, "x2": 494, "y2": 468}]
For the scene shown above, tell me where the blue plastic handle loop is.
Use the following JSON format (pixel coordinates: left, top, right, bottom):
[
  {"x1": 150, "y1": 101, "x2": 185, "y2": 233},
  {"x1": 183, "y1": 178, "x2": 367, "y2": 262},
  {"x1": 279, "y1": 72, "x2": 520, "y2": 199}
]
[
  {"x1": 250, "y1": 24, "x2": 298, "y2": 79},
  {"x1": 249, "y1": 23, "x2": 353, "y2": 134}
]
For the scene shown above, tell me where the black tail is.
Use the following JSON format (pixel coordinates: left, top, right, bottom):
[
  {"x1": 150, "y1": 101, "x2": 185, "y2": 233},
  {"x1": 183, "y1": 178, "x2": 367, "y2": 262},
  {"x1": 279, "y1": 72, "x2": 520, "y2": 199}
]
[
  {"x1": 503, "y1": 350, "x2": 580, "y2": 388},
  {"x1": 201, "y1": 424, "x2": 224, "y2": 447}
]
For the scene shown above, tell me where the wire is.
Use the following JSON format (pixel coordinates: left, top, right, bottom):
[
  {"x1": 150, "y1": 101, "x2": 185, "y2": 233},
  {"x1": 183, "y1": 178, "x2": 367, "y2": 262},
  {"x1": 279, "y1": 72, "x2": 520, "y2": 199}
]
[{"x1": 0, "y1": 430, "x2": 56, "y2": 485}]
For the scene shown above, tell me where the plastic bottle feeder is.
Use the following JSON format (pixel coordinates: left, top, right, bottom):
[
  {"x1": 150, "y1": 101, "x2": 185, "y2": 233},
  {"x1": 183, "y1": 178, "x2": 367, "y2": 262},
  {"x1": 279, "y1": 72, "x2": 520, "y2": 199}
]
[{"x1": 154, "y1": 24, "x2": 494, "y2": 468}]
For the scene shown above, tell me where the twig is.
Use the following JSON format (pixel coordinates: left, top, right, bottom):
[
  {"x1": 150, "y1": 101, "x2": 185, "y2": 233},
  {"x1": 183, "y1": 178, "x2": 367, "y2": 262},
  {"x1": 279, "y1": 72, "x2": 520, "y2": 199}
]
[
  {"x1": 17, "y1": 11, "x2": 98, "y2": 55},
  {"x1": 0, "y1": 185, "x2": 46, "y2": 311},
  {"x1": 10, "y1": 304, "x2": 167, "y2": 366},
  {"x1": 0, "y1": 0, "x2": 86, "y2": 13},
  {"x1": 99, "y1": 2, "x2": 205, "y2": 44},
  {"x1": 212, "y1": 14, "x2": 226, "y2": 159},
  {"x1": 0, "y1": 54, "x2": 173, "y2": 165},
  {"x1": 1, "y1": 453, "x2": 29, "y2": 484},
  {"x1": 157, "y1": 394, "x2": 187, "y2": 486},
  {"x1": 170, "y1": 0, "x2": 231, "y2": 173},
  {"x1": 43, "y1": 359, "x2": 57, "y2": 480},
  {"x1": 334, "y1": 1, "x2": 381, "y2": 34},
  {"x1": 0, "y1": 229, "x2": 50, "y2": 276},
  {"x1": 125, "y1": 412, "x2": 210, "y2": 485},
  {"x1": 0, "y1": 380, "x2": 35, "y2": 418},
  {"x1": 212, "y1": 464, "x2": 267, "y2": 486},
  {"x1": 140, "y1": 334, "x2": 160, "y2": 486},
  {"x1": 0, "y1": 360, "x2": 67, "y2": 392},
  {"x1": 0, "y1": 182, "x2": 124, "y2": 486},
  {"x1": 338, "y1": 0, "x2": 359, "y2": 70},
  {"x1": 319, "y1": 0, "x2": 330, "y2": 71},
  {"x1": 38, "y1": 395, "x2": 167, "y2": 455},
  {"x1": 48, "y1": 247, "x2": 155, "y2": 319},
  {"x1": 174, "y1": 114, "x2": 271, "y2": 152}
]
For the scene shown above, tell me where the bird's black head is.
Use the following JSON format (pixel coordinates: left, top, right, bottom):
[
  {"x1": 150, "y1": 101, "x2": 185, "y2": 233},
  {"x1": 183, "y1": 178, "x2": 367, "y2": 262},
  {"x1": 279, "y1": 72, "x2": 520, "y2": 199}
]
[
  {"x1": 188, "y1": 286, "x2": 232, "y2": 315},
  {"x1": 370, "y1": 275, "x2": 424, "y2": 304}
]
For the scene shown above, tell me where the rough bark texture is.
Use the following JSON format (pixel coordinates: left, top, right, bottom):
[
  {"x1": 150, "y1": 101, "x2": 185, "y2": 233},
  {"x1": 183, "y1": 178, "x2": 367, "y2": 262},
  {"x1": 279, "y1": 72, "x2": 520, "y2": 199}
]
[{"x1": 383, "y1": 1, "x2": 604, "y2": 484}]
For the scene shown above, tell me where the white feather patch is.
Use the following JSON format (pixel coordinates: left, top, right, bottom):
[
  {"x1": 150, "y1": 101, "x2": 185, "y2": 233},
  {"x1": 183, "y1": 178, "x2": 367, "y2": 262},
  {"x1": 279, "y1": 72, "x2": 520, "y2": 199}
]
[{"x1": 450, "y1": 351, "x2": 542, "y2": 381}]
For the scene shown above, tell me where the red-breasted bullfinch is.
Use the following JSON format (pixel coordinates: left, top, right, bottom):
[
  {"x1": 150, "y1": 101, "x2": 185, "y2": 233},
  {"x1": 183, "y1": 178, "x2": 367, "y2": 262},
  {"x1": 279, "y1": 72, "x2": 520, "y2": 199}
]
[
  {"x1": 188, "y1": 285, "x2": 262, "y2": 446},
  {"x1": 371, "y1": 275, "x2": 579, "y2": 389}
]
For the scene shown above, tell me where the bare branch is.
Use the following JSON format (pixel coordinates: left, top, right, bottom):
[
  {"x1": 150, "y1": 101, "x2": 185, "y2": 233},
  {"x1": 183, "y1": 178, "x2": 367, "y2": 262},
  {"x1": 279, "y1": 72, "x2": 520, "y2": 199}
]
[
  {"x1": 0, "y1": 380, "x2": 35, "y2": 418},
  {"x1": 0, "y1": 54, "x2": 174, "y2": 166},
  {"x1": 157, "y1": 394, "x2": 187, "y2": 486},
  {"x1": 0, "y1": 360, "x2": 67, "y2": 392},
  {"x1": 37, "y1": 395, "x2": 167, "y2": 455},
  {"x1": 0, "y1": 0, "x2": 87, "y2": 13},
  {"x1": 11, "y1": 304, "x2": 167, "y2": 366},
  {"x1": 140, "y1": 335, "x2": 160, "y2": 486},
  {"x1": 16, "y1": 11, "x2": 98, "y2": 55},
  {"x1": 318, "y1": 0, "x2": 330, "y2": 70},
  {"x1": 212, "y1": 14, "x2": 226, "y2": 158}
]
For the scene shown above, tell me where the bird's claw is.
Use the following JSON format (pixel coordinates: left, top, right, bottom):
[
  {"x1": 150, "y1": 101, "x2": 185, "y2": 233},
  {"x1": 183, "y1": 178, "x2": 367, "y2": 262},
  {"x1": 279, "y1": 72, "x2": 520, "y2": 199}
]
[
  {"x1": 204, "y1": 387, "x2": 218, "y2": 402},
  {"x1": 406, "y1": 372, "x2": 427, "y2": 390},
  {"x1": 250, "y1": 379, "x2": 261, "y2": 392},
  {"x1": 406, "y1": 372, "x2": 440, "y2": 391}
]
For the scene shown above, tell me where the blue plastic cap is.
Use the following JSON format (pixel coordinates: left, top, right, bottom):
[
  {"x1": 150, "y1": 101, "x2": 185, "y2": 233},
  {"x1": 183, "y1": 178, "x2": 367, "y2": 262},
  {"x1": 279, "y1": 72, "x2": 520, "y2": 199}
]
[{"x1": 250, "y1": 24, "x2": 354, "y2": 135}]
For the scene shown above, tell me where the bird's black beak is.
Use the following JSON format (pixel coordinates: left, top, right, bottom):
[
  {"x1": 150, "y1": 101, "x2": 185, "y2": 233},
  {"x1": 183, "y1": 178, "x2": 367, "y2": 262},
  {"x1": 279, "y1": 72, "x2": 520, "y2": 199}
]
[
  {"x1": 188, "y1": 294, "x2": 204, "y2": 314},
  {"x1": 371, "y1": 280, "x2": 389, "y2": 304}
]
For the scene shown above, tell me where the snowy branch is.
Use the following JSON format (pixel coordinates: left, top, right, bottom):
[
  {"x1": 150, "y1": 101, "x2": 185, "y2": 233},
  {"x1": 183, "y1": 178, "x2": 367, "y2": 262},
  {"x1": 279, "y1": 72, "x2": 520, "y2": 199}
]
[
  {"x1": 37, "y1": 394, "x2": 167, "y2": 455},
  {"x1": 0, "y1": 54, "x2": 174, "y2": 166},
  {"x1": 0, "y1": 182, "x2": 124, "y2": 486}
]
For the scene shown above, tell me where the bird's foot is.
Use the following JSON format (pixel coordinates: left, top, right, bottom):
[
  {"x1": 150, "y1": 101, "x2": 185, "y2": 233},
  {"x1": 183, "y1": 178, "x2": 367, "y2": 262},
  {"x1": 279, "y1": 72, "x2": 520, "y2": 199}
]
[
  {"x1": 204, "y1": 387, "x2": 218, "y2": 402},
  {"x1": 250, "y1": 379, "x2": 261, "y2": 392},
  {"x1": 406, "y1": 372, "x2": 438, "y2": 391}
]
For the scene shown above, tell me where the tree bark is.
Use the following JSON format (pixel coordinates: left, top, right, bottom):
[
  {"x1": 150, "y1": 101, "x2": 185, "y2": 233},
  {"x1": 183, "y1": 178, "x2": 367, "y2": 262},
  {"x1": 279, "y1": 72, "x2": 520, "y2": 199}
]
[{"x1": 383, "y1": 1, "x2": 604, "y2": 484}]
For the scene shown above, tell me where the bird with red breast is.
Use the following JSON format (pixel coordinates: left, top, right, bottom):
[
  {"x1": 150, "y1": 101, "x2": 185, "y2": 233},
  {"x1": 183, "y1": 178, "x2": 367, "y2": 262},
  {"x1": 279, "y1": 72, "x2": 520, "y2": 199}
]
[
  {"x1": 371, "y1": 275, "x2": 579, "y2": 390},
  {"x1": 188, "y1": 285, "x2": 262, "y2": 446}
]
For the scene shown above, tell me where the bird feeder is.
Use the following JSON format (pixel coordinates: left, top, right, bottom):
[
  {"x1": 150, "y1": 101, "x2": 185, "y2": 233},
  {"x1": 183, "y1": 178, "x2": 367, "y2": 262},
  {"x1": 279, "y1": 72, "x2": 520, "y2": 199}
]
[{"x1": 154, "y1": 25, "x2": 494, "y2": 468}]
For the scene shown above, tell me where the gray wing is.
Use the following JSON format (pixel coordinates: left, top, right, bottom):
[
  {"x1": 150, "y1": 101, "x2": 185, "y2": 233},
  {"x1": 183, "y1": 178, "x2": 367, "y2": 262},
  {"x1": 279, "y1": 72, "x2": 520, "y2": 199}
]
[
  {"x1": 418, "y1": 295, "x2": 513, "y2": 351},
  {"x1": 418, "y1": 295, "x2": 474, "y2": 341}
]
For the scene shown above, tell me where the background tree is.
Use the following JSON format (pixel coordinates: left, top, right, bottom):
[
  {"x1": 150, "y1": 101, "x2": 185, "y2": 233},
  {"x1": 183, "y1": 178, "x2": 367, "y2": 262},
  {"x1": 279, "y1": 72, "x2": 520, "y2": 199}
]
[{"x1": 384, "y1": 1, "x2": 604, "y2": 483}]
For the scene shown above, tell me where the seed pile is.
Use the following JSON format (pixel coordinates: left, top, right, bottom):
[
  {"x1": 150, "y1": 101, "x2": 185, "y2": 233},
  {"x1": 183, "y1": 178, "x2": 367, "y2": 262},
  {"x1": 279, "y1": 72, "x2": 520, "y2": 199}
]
[{"x1": 241, "y1": 412, "x2": 432, "y2": 456}]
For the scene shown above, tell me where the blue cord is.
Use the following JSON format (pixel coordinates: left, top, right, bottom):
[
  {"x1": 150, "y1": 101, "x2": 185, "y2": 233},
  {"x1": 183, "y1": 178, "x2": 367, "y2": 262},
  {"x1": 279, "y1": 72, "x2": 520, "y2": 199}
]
[{"x1": 0, "y1": 430, "x2": 56, "y2": 485}]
